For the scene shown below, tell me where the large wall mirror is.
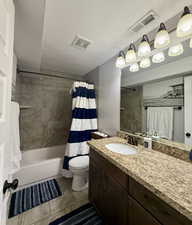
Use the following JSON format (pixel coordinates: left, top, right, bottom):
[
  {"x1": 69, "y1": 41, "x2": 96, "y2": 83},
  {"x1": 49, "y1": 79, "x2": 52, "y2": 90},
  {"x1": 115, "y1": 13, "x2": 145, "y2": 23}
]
[{"x1": 120, "y1": 40, "x2": 192, "y2": 145}]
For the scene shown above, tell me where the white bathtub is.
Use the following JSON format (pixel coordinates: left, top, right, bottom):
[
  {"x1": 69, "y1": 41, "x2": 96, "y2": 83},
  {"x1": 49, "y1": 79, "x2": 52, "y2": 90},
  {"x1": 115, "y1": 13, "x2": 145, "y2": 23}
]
[{"x1": 14, "y1": 145, "x2": 65, "y2": 187}]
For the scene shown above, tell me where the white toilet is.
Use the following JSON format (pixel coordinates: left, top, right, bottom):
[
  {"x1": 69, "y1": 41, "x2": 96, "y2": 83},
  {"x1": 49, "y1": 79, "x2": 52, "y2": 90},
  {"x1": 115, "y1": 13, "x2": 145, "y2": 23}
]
[{"x1": 69, "y1": 155, "x2": 89, "y2": 191}]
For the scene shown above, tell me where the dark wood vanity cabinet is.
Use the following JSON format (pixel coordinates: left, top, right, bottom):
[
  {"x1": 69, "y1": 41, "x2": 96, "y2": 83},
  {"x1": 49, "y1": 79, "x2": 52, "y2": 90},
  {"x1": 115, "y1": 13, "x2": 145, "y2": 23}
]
[{"x1": 89, "y1": 149, "x2": 192, "y2": 225}]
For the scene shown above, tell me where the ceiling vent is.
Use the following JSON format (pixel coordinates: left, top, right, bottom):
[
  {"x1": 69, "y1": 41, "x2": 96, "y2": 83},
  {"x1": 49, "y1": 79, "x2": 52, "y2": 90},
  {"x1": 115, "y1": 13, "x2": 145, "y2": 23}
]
[
  {"x1": 128, "y1": 10, "x2": 158, "y2": 33},
  {"x1": 71, "y1": 35, "x2": 92, "y2": 50}
]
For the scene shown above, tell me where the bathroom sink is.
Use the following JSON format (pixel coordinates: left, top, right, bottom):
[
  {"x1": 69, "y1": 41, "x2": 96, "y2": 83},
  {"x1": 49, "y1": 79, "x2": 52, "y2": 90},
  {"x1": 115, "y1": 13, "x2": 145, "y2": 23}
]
[{"x1": 105, "y1": 143, "x2": 137, "y2": 155}]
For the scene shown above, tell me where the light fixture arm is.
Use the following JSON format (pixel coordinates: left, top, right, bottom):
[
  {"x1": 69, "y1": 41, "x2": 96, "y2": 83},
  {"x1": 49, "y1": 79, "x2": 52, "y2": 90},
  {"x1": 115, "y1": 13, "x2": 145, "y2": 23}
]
[
  {"x1": 182, "y1": 6, "x2": 191, "y2": 17},
  {"x1": 128, "y1": 43, "x2": 136, "y2": 52},
  {"x1": 141, "y1": 34, "x2": 150, "y2": 43},
  {"x1": 119, "y1": 50, "x2": 125, "y2": 58},
  {"x1": 158, "y1": 23, "x2": 167, "y2": 32}
]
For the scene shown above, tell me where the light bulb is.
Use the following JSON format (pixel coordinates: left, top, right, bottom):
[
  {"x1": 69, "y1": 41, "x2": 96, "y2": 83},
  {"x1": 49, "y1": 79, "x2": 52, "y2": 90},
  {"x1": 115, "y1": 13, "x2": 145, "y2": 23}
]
[
  {"x1": 126, "y1": 43, "x2": 137, "y2": 63},
  {"x1": 140, "y1": 58, "x2": 151, "y2": 68},
  {"x1": 190, "y1": 38, "x2": 192, "y2": 48},
  {"x1": 168, "y1": 43, "x2": 184, "y2": 57},
  {"x1": 116, "y1": 51, "x2": 125, "y2": 68},
  {"x1": 138, "y1": 35, "x2": 151, "y2": 57},
  {"x1": 129, "y1": 63, "x2": 139, "y2": 72},
  {"x1": 177, "y1": 6, "x2": 192, "y2": 37},
  {"x1": 154, "y1": 23, "x2": 170, "y2": 49},
  {"x1": 152, "y1": 52, "x2": 165, "y2": 63}
]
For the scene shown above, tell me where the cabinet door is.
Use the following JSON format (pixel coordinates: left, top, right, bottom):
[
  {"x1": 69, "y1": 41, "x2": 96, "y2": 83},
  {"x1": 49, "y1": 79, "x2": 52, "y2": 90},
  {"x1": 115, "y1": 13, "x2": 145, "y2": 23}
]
[
  {"x1": 89, "y1": 160, "x2": 129, "y2": 225},
  {"x1": 129, "y1": 197, "x2": 161, "y2": 225},
  {"x1": 103, "y1": 175, "x2": 129, "y2": 225},
  {"x1": 89, "y1": 161, "x2": 105, "y2": 212}
]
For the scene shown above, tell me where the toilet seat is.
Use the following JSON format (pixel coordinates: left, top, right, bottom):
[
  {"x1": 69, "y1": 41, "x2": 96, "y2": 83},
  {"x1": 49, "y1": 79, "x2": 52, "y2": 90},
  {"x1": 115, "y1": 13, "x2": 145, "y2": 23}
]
[{"x1": 69, "y1": 156, "x2": 89, "y2": 169}]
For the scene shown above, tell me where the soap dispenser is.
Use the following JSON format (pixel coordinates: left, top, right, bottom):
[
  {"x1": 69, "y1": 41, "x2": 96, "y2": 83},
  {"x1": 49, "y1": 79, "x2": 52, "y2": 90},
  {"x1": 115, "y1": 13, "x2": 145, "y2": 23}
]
[{"x1": 143, "y1": 137, "x2": 152, "y2": 149}]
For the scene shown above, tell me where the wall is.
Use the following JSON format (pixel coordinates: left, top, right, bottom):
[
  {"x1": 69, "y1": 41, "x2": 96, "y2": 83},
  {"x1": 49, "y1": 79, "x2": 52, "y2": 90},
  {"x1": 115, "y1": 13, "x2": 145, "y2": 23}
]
[
  {"x1": 121, "y1": 55, "x2": 192, "y2": 87},
  {"x1": 85, "y1": 67, "x2": 99, "y2": 90},
  {"x1": 99, "y1": 58, "x2": 121, "y2": 135},
  {"x1": 86, "y1": 57, "x2": 121, "y2": 136},
  {"x1": 85, "y1": 67, "x2": 99, "y2": 107},
  {"x1": 12, "y1": 53, "x2": 17, "y2": 100},
  {"x1": 16, "y1": 72, "x2": 81, "y2": 151}
]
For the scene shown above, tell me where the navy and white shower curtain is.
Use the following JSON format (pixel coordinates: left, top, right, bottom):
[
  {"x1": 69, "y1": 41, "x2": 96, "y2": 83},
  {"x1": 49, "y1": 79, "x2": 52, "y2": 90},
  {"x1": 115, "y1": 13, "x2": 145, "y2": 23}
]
[{"x1": 61, "y1": 81, "x2": 97, "y2": 177}]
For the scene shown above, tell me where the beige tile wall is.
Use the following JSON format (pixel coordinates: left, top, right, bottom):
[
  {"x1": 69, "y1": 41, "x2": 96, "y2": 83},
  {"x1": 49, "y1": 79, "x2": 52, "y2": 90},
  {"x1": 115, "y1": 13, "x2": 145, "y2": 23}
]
[{"x1": 16, "y1": 73, "x2": 75, "y2": 151}]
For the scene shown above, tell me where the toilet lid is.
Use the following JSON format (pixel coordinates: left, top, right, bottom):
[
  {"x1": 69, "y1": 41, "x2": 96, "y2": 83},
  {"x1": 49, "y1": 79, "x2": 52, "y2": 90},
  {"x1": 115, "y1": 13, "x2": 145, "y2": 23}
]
[{"x1": 69, "y1": 156, "x2": 89, "y2": 169}]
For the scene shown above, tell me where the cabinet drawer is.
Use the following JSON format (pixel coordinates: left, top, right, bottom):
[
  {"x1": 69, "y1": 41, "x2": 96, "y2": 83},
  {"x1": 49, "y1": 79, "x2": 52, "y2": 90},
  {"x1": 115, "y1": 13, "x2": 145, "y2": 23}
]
[
  {"x1": 129, "y1": 178, "x2": 191, "y2": 225},
  {"x1": 90, "y1": 149, "x2": 129, "y2": 191}
]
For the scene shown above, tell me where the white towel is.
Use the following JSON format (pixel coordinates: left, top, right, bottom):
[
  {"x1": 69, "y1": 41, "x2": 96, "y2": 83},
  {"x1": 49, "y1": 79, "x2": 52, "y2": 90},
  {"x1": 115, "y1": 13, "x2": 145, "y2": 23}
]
[
  {"x1": 10, "y1": 102, "x2": 21, "y2": 173},
  {"x1": 147, "y1": 107, "x2": 173, "y2": 140}
]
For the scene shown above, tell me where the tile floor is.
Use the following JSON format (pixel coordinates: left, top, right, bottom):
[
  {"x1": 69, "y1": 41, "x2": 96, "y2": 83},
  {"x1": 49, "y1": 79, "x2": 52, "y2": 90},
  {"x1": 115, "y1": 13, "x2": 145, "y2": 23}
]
[{"x1": 7, "y1": 177, "x2": 89, "y2": 225}]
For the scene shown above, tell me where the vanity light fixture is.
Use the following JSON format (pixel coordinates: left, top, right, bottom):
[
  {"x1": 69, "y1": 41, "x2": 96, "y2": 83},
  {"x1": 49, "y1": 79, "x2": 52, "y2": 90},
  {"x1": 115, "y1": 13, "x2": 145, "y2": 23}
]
[
  {"x1": 190, "y1": 38, "x2": 192, "y2": 48},
  {"x1": 140, "y1": 57, "x2": 151, "y2": 68},
  {"x1": 154, "y1": 23, "x2": 170, "y2": 49},
  {"x1": 116, "y1": 51, "x2": 126, "y2": 68},
  {"x1": 152, "y1": 52, "x2": 165, "y2": 63},
  {"x1": 138, "y1": 35, "x2": 151, "y2": 57},
  {"x1": 126, "y1": 43, "x2": 137, "y2": 63},
  {"x1": 129, "y1": 63, "x2": 139, "y2": 72},
  {"x1": 168, "y1": 43, "x2": 184, "y2": 56},
  {"x1": 114, "y1": 6, "x2": 192, "y2": 68},
  {"x1": 177, "y1": 6, "x2": 192, "y2": 38}
]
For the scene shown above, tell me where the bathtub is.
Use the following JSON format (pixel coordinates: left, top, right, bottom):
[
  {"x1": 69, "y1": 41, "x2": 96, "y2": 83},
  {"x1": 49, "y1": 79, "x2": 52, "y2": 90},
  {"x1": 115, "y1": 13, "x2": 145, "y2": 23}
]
[{"x1": 14, "y1": 145, "x2": 65, "y2": 187}]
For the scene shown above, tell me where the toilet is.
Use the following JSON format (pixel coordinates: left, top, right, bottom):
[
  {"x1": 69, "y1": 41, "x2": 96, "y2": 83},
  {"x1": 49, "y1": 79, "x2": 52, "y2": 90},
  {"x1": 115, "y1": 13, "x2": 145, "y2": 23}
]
[{"x1": 69, "y1": 155, "x2": 89, "y2": 191}]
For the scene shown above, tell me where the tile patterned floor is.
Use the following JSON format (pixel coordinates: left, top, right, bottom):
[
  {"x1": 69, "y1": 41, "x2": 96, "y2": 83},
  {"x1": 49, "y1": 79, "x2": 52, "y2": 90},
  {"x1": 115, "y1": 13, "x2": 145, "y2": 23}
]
[{"x1": 7, "y1": 177, "x2": 89, "y2": 225}]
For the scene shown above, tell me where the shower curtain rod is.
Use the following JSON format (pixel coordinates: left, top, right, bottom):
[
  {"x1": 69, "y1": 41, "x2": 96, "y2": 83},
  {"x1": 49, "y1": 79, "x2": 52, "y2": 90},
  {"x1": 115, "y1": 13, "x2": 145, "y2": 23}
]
[
  {"x1": 17, "y1": 69, "x2": 83, "y2": 81},
  {"x1": 144, "y1": 106, "x2": 182, "y2": 110}
]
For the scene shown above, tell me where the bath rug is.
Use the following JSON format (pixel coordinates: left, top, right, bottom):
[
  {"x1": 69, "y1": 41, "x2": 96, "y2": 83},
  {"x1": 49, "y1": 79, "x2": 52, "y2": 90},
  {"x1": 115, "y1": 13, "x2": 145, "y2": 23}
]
[
  {"x1": 49, "y1": 203, "x2": 104, "y2": 225},
  {"x1": 9, "y1": 179, "x2": 62, "y2": 218}
]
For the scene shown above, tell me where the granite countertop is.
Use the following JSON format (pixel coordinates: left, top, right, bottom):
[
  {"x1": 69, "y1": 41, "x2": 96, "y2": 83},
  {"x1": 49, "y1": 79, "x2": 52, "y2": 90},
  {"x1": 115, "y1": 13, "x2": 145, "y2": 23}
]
[{"x1": 88, "y1": 137, "x2": 192, "y2": 221}]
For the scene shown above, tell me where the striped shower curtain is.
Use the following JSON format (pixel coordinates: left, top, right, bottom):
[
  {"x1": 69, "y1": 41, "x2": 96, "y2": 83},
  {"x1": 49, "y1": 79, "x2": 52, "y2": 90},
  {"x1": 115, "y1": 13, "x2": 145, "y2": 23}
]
[{"x1": 61, "y1": 81, "x2": 97, "y2": 177}]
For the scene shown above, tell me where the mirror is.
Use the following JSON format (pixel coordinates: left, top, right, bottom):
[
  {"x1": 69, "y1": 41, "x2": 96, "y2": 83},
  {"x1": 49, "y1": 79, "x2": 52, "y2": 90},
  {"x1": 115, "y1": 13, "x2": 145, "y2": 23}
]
[
  {"x1": 121, "y1": 77, "x2": 184, "y2": 143},
  {"x1": 120, "y1": 40, "x2": 192, "y2": 145}
]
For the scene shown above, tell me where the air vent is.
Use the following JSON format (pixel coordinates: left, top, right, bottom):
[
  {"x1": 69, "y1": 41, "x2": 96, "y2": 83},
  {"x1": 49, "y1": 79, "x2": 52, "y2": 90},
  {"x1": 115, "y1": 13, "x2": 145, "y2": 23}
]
[
  {"x1": 141, "y1": 14, "x2": 155, "y2": 25},
  {"x1": 71, "y1": 35, "x2": 92, "y2": 50},
  {"x1": 131, "y1": 23, "x2": 144, "y2": 33},
  {"x1": 128, "y1": 10, "x2": 158, "y2": 33}
]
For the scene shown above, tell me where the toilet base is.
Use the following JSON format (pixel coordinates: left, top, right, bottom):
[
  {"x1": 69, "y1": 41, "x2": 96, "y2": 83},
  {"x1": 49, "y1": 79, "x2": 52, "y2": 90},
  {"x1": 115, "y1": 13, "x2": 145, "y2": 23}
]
[{"x1": 72, "y1": 173, "x2": 88, "y2": 192}]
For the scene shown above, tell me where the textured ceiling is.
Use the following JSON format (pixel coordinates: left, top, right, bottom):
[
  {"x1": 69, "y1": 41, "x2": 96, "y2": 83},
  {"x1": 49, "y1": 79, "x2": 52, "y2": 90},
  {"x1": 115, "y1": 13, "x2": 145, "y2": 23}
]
[{"x1": 14, "y1": 0, "x2": 192, "y2": 76}]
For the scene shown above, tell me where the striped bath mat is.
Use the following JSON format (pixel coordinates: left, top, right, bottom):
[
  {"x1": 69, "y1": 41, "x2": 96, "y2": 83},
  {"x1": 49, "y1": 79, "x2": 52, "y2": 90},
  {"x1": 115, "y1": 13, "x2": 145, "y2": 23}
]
[
  {"x1": 49, "y1": 203, "x2": 104, "y2": 225},
  {"x1": 9, "y1": 179, "x2": 62, "y2": 218}
]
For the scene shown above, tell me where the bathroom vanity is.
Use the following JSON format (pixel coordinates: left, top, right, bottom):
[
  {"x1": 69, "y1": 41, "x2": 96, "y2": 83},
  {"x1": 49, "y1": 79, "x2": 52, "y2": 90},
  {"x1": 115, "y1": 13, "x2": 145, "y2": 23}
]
[{"x1": 88, "y1": 137, "x2": 192, "y2": 225}]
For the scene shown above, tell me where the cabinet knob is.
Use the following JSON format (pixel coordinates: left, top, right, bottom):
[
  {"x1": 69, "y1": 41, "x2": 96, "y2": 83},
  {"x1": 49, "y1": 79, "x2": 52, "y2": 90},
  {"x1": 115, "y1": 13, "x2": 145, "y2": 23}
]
[
  {"x1": 3, "y1": 179, "x2": 19, "y2": 194},
  {"x1": 185, "y1": 132, "x2": 191, "y2": 138}
]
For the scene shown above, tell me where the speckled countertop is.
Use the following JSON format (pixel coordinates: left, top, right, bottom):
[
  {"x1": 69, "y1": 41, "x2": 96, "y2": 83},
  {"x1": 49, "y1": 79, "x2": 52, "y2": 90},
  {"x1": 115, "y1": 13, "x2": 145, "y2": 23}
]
[{"x1": 88, "y1": 137, "x2": 192, "y2": 221}]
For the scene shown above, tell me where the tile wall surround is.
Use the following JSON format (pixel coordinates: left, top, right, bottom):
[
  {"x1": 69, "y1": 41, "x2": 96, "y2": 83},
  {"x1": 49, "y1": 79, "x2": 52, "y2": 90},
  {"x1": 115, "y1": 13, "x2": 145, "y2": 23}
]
[
  {"x1": 120, "y1": 86, "x2": 143, "y2": 133},
  {"x1": 15, "y1": 73, "x2": 75, "y2": 151},
  {"x1": 117, "y1": 130, "x2": 192, "y2": 163}
]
